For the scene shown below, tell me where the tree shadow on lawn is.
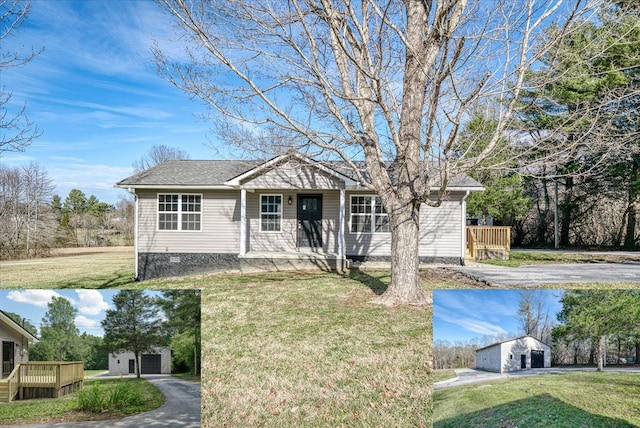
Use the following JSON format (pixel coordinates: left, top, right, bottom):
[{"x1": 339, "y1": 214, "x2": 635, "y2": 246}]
[
  {"x1": 49, "y1": 272, "x2": 135, "y2": 289},
  {"x1": 347, "y1": 269, "x2": 389, "y2": 295},
  {"x1": 434, "y1": 393, "x2": 636, "y2": 428}
]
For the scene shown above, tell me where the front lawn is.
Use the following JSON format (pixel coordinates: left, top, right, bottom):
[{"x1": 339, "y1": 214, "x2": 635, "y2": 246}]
[
  {"x1": 481, "y1": 250, "x2": 640, "y2": 267},
  {"x1": 0, "y1": 378, "x2": 164, "y2": 425},
  {"x1": 434, "y1": 372, "x2": 640, "y2": 427},
  {"x1": 201, "y1": 270, "x2": 433, "y2": 426}
]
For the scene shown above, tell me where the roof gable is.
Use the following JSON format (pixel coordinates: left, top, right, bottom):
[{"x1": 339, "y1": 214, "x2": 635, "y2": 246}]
[
  {"x1": 0, "y1": 310, "x2": 39, "y2": 342},
  {"x1": 475, "y1": 335, "x2": 550, "y2": 352},
  {"x1": 225, "y1": 152, "x2": 357, "y2": 188}
]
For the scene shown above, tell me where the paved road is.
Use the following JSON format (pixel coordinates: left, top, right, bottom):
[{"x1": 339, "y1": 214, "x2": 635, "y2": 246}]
[
  {"x1": 1, "y1": 375, "x2": 200, "y2": 428},
  {"x1": 453, "y1": 262, "x2": 640, "y2": 287},
  {"x1": 435, "y1": 366, "x2": 640, "y2": 390}
]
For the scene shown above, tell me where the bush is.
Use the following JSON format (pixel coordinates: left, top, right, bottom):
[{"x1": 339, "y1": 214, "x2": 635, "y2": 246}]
[
  {"x1": 78, "y1": 381, "x2": 146, "y2": 413},
  {"x1": 77, "y1": 382, "x2": 105, "y2": 412}
]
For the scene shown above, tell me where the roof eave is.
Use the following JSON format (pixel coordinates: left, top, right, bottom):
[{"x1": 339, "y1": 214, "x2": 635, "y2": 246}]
[
  {"x1": 0, "y1": 310, "x2": 39, "y2": 342},
  {"x1": 114, "y1": 184, "x2": 234, "y2": 190}
]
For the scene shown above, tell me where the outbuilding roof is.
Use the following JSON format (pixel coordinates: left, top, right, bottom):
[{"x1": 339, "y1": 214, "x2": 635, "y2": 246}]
[{"x1": 475, "y1": 335, "x2": 550, "y2": 352}]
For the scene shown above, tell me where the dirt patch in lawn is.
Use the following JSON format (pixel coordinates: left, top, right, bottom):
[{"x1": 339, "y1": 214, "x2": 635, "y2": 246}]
[{"x1": 420, "y1": 267, "x2": 490, "y2": 288}]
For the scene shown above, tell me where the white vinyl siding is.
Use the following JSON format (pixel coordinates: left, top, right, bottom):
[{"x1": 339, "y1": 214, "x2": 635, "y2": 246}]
[
  {"x1": 157, "y1": 194, "x2": 202, "y2": 231},
  {"x1": 248, "y1": 191, "x2": 340, "y2": 253},
  {"x1": 0, "y1": 321, "x2": 30, "y2": 367},
  {"x1": 138, "y1": 190, "x2": 239, "y2": 253},
  {"x1": 344, "y1": 191, "x2": 465, "y2": 258}
]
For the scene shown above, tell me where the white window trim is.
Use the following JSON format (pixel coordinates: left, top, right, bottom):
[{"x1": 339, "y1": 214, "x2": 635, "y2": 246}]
[
  {"x1": 157, "y1": 193, "x2": 203, "y2": 232},
  {"x1": 349, "y1": 194, "x2": 390, "y2": 234},
  {"x1": 260, "y1": 193, "x2": 283, "y2": 233}
]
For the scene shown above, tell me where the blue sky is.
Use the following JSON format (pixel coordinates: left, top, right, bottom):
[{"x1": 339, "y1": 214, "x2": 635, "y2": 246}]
[
  {"x1": 0, "y1": 289, "x2": 160, "y2": 337},
  {"x1": 433, "y1": 289, "x2": 565, "y2": 343},
  {"x1": 2, "y1": 0, "x2": 224, "y2": 204}
]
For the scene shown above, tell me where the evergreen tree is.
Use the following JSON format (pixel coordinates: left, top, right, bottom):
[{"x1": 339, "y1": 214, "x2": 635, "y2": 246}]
[{"x1": 102, "y1": 290, "x2": 166, "y2": 378}]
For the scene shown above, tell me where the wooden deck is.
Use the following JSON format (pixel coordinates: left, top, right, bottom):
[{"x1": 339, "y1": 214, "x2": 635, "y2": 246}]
[
  {"x1": 0, "y1": 362, "x2": 84, "y2": 402},
  {"x1": 467, "y1": 226, "x2": 511, "y2": 261}
]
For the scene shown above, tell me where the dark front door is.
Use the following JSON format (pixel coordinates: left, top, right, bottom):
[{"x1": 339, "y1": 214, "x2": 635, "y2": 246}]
[
  {"x1": 520, "y1": 354, "x2": 526, "y2": 369},
  {"x1": 297, "y1": 195, "x2": 323, "y2": 248},
  {"x1": 129, "y1": 359, "x2": 135, "y2": 374},
  {"x1": 531, "y1": 350, "x2": 545, "y2": 368},
  {"x1": 2, "y1": 341, "x2": 14, "y2": 375}
]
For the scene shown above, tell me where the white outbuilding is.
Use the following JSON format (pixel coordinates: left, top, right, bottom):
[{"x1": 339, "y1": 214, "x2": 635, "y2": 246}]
[
  {"x1": 475, "y1": 335, "x2": 551, "y2": 373},
  {"x1": 108, "y1": 347, "x2": 171, "y2": 376}
]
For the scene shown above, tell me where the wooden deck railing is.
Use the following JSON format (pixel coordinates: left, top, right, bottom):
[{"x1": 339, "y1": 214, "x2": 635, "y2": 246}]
[
  {"x1": 0, "y1": 362, "x2": 84, "y2": 402},
  {"x1": 467, "y1": 226, "x2": 511, "y2": 260}
]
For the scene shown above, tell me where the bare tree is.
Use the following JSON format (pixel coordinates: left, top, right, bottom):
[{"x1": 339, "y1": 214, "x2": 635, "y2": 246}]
[
  {"x1": 132, "y1": 144, "x2": 190, "y2": 172},
  {"x1": 0, "y1": 163, "x2": 55, "y2": 259},
  {"x1": 517, "y1": 290, "x2": 554, "y2": 343},
  {"x1": 155, "y1": 0, "x2": 599, "y2": 305},
  {"x1": 1, "y1": 0, "x2": 42, "y2": 152}
]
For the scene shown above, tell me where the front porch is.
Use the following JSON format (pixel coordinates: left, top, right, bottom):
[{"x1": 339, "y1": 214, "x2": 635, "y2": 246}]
[
  {"x1": 239, "y1": 251, "x2": 348, "y2": 272},
  {"x1": 0, "y1": 362, "x2": 84, "y2": 402}
]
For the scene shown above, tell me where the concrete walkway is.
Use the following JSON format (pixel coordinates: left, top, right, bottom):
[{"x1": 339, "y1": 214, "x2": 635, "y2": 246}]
[
  {"x1": 453, "y1": 262, "x2": 640, "y2": 287},
  {"x1": 0, "y1": 375, "x2": 200, "y2": 428},
  {"x1": 435, "y1": 366, "x2": 640, "y2": 390}
]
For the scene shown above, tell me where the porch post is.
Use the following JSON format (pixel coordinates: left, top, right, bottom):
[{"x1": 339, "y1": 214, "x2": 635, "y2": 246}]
[
  {"x1": 339, "y1": 188, "x2": 346, "y2": 265},
  {"x1": 240, "y1": 188, "x2": 247, "y2": 256}
]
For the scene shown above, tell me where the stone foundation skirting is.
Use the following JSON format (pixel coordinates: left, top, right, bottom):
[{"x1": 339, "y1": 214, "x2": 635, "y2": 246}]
[{"x1": 137, "y1": 252, "x2": 240, "y2": 281}]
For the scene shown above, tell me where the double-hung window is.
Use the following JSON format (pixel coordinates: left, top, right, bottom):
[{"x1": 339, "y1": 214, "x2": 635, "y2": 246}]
[
  {"x1": 260, "y1": 194, "x2": 282, "y2": 232},
  {"x1": 158, "y1": 194, "x2": 202, "y2": 231},
  {"x1": 350, "y1": 195, "x2": 389, "y2": 233}
]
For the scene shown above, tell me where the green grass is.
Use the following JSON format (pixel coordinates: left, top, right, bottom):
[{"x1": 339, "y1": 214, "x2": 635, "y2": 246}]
[
  {"x1": 433, "y1": 370, "x2": 457, "y2": 383},
  {"x1": 0, "y1": 251, "x2": 135, "y2": 287},
  {"x1": 433, "y1": 372, "x2": 640, "y2": 427},
  {"x1": 201, "y1": 270, "x2": 433, "y2": 426},
  {"x1": 482, "y1": 250, "x2": 640, "y2": 267},
  {"x1": 0, "y1": 378, "x2": 164, "y2": 425},
  {"x1": 83, "y1": 369, "x2": 108, "y2": 377}
]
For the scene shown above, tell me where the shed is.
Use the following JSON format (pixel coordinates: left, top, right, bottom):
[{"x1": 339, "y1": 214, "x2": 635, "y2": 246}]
[
  {"x1": 475, "y1": 335, "x2": 551, "y2": 373},
  {"x1": 108, "y1": 347, "x2": 171, "y2": 376}
]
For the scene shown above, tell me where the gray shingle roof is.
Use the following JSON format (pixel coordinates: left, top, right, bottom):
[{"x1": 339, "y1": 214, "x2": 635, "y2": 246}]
[
  {"x1": 116, "y1": 158, "x2": 483, "y2": 189},
  {"x1": 116, "y1": 160, "x2": 261, "y2": 187}
]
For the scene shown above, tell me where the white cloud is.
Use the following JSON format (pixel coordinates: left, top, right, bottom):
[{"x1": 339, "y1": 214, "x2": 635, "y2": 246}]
[
  {"x1": 75, "y1": 315, "x2": 100, "y2": 329},
  {"x1": 75, "y1": 290, "x2": 110, "y2": 316},
  {"x1": 7, "y1": 290, "x2": 66, "y2": 308},
  {"x1": 435, "y1": 312, "x2": 508, "y2": 336}
]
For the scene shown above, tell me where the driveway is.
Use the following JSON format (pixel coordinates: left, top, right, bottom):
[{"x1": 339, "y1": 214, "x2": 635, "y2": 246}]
[
  {"x1": 1, "y1": 375, "x2": 200, "y2": 428},
  {"x1": 435, "y1": 366, "x2": 640, "y2": 390},
  {"x1": 453, "y1": 262, "x2": 640, "y2": 287}
]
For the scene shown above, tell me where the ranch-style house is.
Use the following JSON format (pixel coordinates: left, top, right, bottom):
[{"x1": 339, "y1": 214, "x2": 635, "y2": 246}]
[{"x1": 116, "y1": 151, "x2": 483, "y2": 280}]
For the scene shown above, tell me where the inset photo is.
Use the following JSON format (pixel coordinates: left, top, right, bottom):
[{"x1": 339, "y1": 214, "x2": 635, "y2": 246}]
[
  {"x1": 0, "y1": 289, "x2": 201, "y2": 427},
  {"x1": 432, "y1": 289, "x2": 640, "y2": 427}
]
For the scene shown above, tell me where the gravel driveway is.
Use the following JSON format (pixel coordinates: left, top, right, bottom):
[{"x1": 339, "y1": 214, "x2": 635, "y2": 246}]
[
  {"x1": 453, "y1": 262, "x2": 640, "y2": 287},
  {"x1": 1, "y1": 375, "x2": 200, "y2": 428}
]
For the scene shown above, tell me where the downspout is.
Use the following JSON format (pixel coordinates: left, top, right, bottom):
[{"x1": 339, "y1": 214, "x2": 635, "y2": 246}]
[
  {"x1": 461, "y1": 191, "x2": 470, "y2": 266},
  {"x1": 127, "y1": 188, "x2": 139, "y2": 280}
]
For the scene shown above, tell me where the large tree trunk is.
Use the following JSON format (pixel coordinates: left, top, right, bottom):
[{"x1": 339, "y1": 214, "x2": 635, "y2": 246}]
[{"x1": 375, "y1": 201, "x2": 429, "y2": 306}]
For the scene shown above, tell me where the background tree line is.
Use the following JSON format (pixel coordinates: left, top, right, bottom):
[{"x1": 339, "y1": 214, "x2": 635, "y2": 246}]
[
  {"x1": 0, "y1": 163, "x2": 134, "y2": 259},
  {"x1": 434, "y1": 290, "x2": 640, "y2": 370},
  {"x1": 15, "y1": 290, "x2": 201, "y2": 376},
  {"x1": 465, "y1": 0, "x2": 640, "y2": 248}
]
